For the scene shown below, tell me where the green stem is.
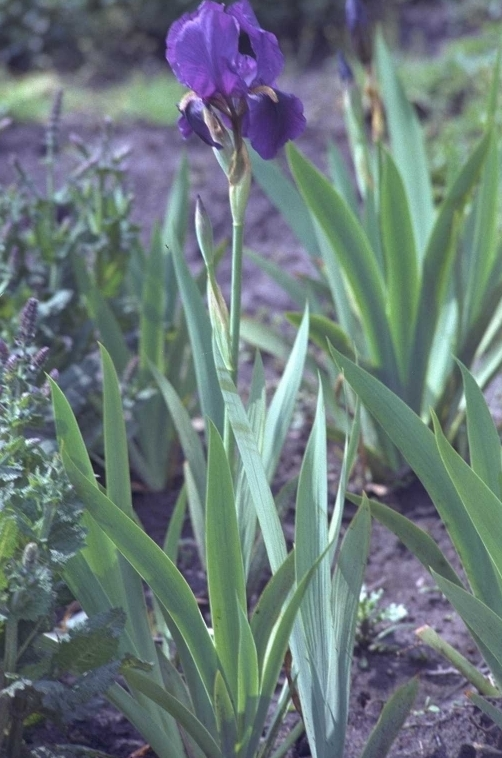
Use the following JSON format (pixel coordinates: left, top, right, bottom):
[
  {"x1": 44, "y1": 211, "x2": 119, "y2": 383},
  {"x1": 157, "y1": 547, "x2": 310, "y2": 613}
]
[
  {"x1": 40, "y1": 503, "x2": 56, "y2": 542},
  {"x1": 416, "y1": 625, "x2": 500, "y2": 697},
  {"x1": 4, "y1": 615, "x2": 18, "y2": 673},
  {"x1": 224, "y1": 218, "x2": 244, "y2": 459},
  {"x1": 0, "y1": 684, "x2": 7, "y2": 752},
  {"x1": 220, "y1": 139, "x2": 250, "y2": 463},
  {"x1": 16, "y1": 618, "x2": 43, "y2": 663},
  {"x1": 229, "y1": 220, "x2": 244, "y2": 387},
  {"x1": 6, "y1": 694, "x2": 26, "y2": 758}
]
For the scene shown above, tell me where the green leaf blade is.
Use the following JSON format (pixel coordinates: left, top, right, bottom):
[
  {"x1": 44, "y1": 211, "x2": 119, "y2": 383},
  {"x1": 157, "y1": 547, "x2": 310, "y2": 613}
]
[
  {"x1": 458, "y1": 362, "x2": 501, "y2": 497},
  {"x1": 359, "y1": 677, "x2": 418, "y2": 758},
  {"x1": 125, "y1": 670, "x2": 223, "y2": 758},
  {"x1": 214, "y1": 345, "x2": 287, "y2": 574},
  {"x1": 409, "y1": 132, "x2": 491, "y2": 414},
  {"x1": 62, "y1": 450, "x2": 219, "y2": 696},
  {"x1": 262, "y1": 306, "x2": 309, "y2": 480},
  {"x1": 287, "y1": 144, "x2": 394, "y2": 372},
  {"x1": 329, "y1": 499, "x2": 372, "y2": 758},
  {"x1": 172, "y1": 235, "x2": 224, "y2": 434},
  {"x1": 462, "y1": 135, "x2": 499, "y2": 332},
  {"x1": 101, "y1": 345, "x2": 133, "y2": 516},
  {"x1": 376, "y1": 32, "x2": 434, "y2": 254},
  {"x1": 330, "y1": 348, "x2": 502, "y2": 620},
  {"x1": 432, "y1": 413, "x2": 502, "y2": 614},
  {"x1": 152, "y1": 366, "x2": 207, "y2": 507},
  {"x1": 250, "y1": 551, "x2": 296, "y2": 671},
  {"x1": 350, "y1": 495, "x2": 462, "y2": 588},
  {"x1": 250, "y1": 149, "x2": 320, "y2": 258},
  {"x1": 206, "y1": 422, "x2": 246, "y2": 707},
  {"x1": 432, "y1": 571, "x2": 502, "y2": 689},
  {"x1": 295, "y1": 386, "x2": 331, "y2": 685},
  {"x1": 379, "y1": 148, "x2": 419, "y2": 387}
]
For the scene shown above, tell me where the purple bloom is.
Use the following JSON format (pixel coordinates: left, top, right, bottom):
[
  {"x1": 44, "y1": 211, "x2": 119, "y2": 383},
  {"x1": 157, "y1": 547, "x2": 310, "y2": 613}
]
[
  {"x1": 166, "y1": 0, "x2": 306, "y2": 160},
  {"x1": 345, "y1": 0, "x2": 372, "y2": 66}
]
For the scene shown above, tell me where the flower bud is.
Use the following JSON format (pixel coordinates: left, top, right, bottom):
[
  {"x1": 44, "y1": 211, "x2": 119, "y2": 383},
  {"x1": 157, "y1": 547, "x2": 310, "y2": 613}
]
[
  {"x1": 337, "y1": 51, "x2": 354, "y2": 85},
  {"x1": 195, "y1": 196, "x2": 215, "y2": 269},
  {"x1": 5, "y1": 354, "x2": 18, "y2": 374},
  {"x1": 18, "y1": 298, "x2": 39, "y2": 345},
  {"x1": 46, "y1": 89, "x2": 63, "y2": 157},
  {"x1": 31, "y1": 346, "x2": 50, "y2": 371},
  {"x1": 345, "y1": 0, "x2": 367, "y2": 33},
  {"x1": 345, "y1": 0, "x2": 372, "y2": 66},
  {"x1": 22, "y1": 542, "x2": 39, "y2": 569},
  {"x1": 42, "y1": 368, "x2": 59, "y2": 396},
  {"x1": 207, "y1": 274, "x2": 232, "y2": 372}
]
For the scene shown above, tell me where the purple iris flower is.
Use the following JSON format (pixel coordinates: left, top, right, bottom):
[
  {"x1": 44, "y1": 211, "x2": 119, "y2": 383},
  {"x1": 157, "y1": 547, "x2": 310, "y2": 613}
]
[{"x1": 166, "y1": 0, "x2": 306, "y2": 160}]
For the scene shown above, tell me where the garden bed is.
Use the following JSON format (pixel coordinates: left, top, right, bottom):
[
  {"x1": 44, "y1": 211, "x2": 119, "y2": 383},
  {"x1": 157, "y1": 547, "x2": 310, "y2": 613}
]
[
  {"x1": 21, "y1": 477, "x2": 502, "y2": 757},
  {"x1": 2, "y1": 62, "x2": 502, "y2": 758}
]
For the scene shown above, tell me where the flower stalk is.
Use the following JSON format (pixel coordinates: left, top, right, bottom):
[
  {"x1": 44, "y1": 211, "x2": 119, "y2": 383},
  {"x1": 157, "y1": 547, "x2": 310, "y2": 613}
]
[
  {"x1": 228, "y1": 141, "x2": 251, "y2": 388},
  {"x1": 167, "y1": 0, "x2": 305, "y2": 463},
  {"x1": 224, "y1": 150, "x2": 250, "y2": 457}
]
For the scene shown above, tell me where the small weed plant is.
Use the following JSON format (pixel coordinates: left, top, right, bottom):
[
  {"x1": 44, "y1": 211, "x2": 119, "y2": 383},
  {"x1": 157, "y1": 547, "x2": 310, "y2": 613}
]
[
  {"x1": 0, "y1": 93, "x2": 140, "y2": 373},
  {"x1": 356, "y1": 585, "x2": 407, "y2": 653},
  {"x1": 0, "y1": 93, "x2": 202, "y2": 491},
  {"x1": 0, "y1": 299, "x2": 127, "y2": 757}
]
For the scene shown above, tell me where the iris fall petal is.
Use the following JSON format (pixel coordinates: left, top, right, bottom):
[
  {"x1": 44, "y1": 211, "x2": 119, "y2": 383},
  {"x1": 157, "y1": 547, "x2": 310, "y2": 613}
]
[{"x1": 246, "y1": 90, "x2": 306, "y2": 160}]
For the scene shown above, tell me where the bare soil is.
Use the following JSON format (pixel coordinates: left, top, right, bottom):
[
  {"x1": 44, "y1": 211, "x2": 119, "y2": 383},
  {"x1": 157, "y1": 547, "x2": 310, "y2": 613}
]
[{"x1": 2, "y1": 62, "x2": 502, "y2": 758}]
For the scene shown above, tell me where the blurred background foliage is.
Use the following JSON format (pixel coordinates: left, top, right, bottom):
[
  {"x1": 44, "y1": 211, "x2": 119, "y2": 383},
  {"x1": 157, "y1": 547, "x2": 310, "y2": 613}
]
[
  {"x1": 1, "y1": 0, "x2": 500, "y2": 79},
  {"x1": 0, "y1": 0, "x2": 501, "y2": 152},
  {"x1": 1, "y1": 0, "x2": 349, "y2": 75}
]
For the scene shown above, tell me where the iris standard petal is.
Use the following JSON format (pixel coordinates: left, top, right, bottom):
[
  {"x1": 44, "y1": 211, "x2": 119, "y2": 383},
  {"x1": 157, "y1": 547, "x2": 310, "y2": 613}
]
[
  {"x1": 246, "y1": 90, "x2": 306, "y2": 160},
  {"x1": 166, "y1": 1, "x2": 244, "y2": 99},
  {"x1": 228, "y1": 0, "x2": 284, "y2": 85}
]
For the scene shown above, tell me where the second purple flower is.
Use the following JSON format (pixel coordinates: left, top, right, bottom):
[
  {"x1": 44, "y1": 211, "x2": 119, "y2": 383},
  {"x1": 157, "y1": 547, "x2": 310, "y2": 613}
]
[{"x1": 166, "y1": 0, "x2": 306, "y2": 160}]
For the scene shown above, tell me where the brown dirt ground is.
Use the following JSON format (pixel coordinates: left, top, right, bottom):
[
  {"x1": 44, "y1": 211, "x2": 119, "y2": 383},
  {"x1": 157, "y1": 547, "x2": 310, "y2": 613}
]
[{"x1": 2, "y1": 50, "x2": 502, "y2": 758}]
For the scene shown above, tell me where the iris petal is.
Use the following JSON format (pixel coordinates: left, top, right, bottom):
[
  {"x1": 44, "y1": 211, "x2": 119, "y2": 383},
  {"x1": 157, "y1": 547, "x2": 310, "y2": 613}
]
[
  {"x1": 246, "y1": 90, "x2": 306, "y2": 160},
  {"x1": 228, "y1": 0, "x2": 284, "y2": 85},
  {"x1": 166, "y1": 1, "x2": 244, "y2": 99},
  {"x1": 178, "y1": 98, "x2": 222, "y2": 148},
  {"x1": 166, "y1": 1, "x2": 306, "y2": 160}
]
